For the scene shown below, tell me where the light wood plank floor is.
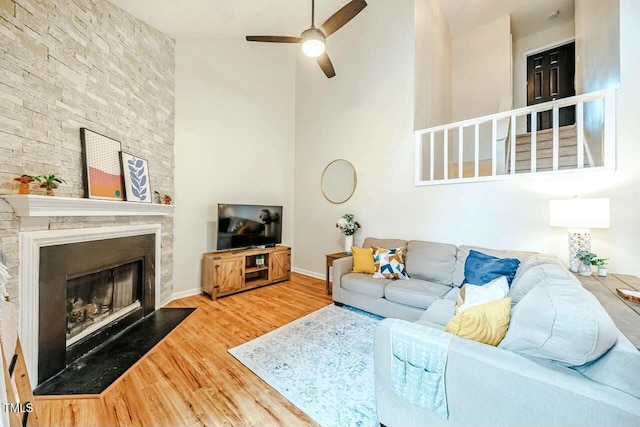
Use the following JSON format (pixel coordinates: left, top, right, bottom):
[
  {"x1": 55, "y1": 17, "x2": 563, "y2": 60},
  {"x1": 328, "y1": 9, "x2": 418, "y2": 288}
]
[{"x1": 36, "y1": 273, "x2": 332, "y2": 427}]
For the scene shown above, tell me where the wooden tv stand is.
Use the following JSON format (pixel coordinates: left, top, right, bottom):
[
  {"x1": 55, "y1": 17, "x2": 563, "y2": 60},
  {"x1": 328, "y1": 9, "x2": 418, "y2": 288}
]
[{"x1": 201, "y1": 246, "x2": 291, "y2": 300}]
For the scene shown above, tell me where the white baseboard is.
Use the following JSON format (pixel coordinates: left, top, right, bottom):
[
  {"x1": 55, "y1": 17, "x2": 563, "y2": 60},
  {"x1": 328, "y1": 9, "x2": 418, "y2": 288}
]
[
  {"x1": 292, "y1": 267, "x2": 325, "y2": 281},
  {"x1": 170, "y1": 287, "x2": 203, "y2": 301}
]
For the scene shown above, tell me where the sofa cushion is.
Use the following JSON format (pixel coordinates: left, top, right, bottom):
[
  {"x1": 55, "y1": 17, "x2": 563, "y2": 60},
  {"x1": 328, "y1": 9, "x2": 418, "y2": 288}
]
[
  {"x1": 499, "y1": 271, "x2": 618, "y2": 366},
  {"x1": 574, "y1": 332, "x2": 640, "y2": 398},
  {"x1": 414, "y1": 318, "x2": 446, "y2": 331},
  {"x1": 373, "y1": 247, "x2": 409, "y2": 280},
  {"x1": 445, "y1": 298, "x2": 512, "y2": 346},
  {"x1": 463, "y1": 250, "x2": 520, "y2": 287},
  {"x1": 442, "y1": 286, "x2": 460, "y2": 300},
  {"x1": 419, "y1": 298, "x2": 456, "y2": 326},
  {"x1": 453, "y1": 245, "x2": 536, "y2": 287},
  {"x1": 404, "y1": 240, "x2": 457, "y2": 285},
  {"x1": 456, "y1": 276, "x2": 509, "y2": 313},
  {"x1": 363, "y1": 237, "x2": 407, "y2": 251},
  {"x1": 384, "y1": 279, "x2": 451, "y2": 310},
  {"x1": 352, "y1": 246, "x2": 376, "y2": 274},
  {"x1": 509, "y1": 262, "x2": 569, "y2": 304},
  {"x1": 341, "y1": 273, "x2": 392, "y2": 298}
]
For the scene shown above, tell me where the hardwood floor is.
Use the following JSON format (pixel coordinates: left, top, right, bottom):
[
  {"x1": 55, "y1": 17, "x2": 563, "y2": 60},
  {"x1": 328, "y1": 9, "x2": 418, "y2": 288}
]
[{"x1": 36, "y1": 273, "x2": 332, "y2": 427}]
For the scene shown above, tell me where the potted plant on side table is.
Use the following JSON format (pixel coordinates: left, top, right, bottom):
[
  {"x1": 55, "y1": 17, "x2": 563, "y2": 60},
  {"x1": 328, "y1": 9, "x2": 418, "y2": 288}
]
[
  {"x1": 575, "y1": 251, "x2": 597, "y2": 276},
  {"x1": 591, "y1": 257, "x2": 609, "y2": 277}
]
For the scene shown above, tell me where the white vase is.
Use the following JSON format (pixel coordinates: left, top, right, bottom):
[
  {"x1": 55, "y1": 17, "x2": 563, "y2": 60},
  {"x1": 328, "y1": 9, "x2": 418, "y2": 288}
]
[
  {"x1": 597, "y1": 267, "x2": 607, "y2": 277},
  {"x1": 344, "y1": 234, "x2": 354, "y2": 255},
  {"x1": 578, "y1": 263, "x2": 592, "y2": 276}
]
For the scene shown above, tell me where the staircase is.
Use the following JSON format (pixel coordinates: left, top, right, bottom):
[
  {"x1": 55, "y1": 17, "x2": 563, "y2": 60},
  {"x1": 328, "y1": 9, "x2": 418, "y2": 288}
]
[{"x1": 509, "y1": 124, "x2": 592, "y2": 173}]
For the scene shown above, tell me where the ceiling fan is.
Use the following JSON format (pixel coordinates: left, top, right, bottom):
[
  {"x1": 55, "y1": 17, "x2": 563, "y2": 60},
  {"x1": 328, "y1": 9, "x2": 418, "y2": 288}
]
[{"x1": 246, "y1": 0, "x2": 368, "y2": 78}]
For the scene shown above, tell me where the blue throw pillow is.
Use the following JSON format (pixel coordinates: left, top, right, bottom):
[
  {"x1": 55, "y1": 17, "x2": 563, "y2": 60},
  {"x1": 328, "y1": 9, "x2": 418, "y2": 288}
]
[{"x1": 463, "y1": 250, "x2": 520, "y2": 287}]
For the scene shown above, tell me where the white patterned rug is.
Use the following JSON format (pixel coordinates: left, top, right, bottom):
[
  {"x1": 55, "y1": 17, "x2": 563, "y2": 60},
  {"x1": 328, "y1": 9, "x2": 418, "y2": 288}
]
[{"x1": 229, "y1": 304, "x2": 382, "y2": 427}]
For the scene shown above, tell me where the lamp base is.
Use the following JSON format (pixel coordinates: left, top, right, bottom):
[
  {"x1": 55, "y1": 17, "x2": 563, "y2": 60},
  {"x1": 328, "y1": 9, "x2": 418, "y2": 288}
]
[{"x1": 568, "y1": 228, "x2": 591, "y2": 273}]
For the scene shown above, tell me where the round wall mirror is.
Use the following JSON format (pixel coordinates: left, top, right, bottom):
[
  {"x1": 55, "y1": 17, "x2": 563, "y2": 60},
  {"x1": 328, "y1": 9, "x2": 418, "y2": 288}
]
[{"x1": 321, "y1": 159, "x2": 357, "y2": 204}]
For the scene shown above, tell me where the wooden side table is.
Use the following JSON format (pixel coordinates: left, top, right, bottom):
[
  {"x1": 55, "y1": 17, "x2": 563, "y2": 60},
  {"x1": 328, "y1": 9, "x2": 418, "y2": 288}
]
[
  {"x1": 576, "y1": 273, "x2": 640, "y2": 349},
  {"x1": 326, "y1": 252, "x2": 351, "y2": 295}
]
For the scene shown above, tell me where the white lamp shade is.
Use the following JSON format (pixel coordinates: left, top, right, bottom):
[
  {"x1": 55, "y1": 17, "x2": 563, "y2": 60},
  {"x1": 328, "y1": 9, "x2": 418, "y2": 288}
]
[{"x1": 549, "y1": 198, "x2": 610, "y2": 229}]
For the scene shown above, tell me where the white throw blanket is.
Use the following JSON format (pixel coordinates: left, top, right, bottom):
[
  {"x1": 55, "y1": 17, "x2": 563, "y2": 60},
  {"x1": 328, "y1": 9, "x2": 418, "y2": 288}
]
[{"x1": 387, "y1": 318, "x2": 452, "y2": 419}]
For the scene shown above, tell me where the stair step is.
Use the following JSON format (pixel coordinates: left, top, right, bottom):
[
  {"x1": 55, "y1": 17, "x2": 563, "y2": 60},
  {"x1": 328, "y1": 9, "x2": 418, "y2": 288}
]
[
  {"x1": 516, "y1": 145, "x2": 580, "y2": 161},
  {"x1": 516, "y1": 124, "x2": 577, "y2": 144},
  {"x1": 515, "y1": 156, "x2": 589, "y2": 171},
  {"x1": 515, "y1": 136, "x2": 578, "y2": 152}
]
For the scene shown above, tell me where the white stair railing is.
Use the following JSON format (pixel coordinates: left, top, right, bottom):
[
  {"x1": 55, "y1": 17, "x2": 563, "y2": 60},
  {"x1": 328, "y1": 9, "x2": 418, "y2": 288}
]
[{"x1": 415, "y1": 89, "x2": 616, "y2": 186}]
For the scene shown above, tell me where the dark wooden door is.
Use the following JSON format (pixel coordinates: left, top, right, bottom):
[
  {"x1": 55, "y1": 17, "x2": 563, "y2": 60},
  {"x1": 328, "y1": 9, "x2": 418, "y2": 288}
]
[{"x1": 527, "y1": 41, "x2": 575, "y2": 132}]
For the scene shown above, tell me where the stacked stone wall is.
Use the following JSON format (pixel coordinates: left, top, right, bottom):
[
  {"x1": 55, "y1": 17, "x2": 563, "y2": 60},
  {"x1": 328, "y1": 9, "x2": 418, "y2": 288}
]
[{"x1": 0, "y1": 0, "x2": 175, "y2": 303}]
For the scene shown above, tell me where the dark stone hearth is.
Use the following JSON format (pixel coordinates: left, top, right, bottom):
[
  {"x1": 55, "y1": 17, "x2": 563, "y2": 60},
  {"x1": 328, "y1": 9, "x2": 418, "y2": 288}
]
[{"x1": 34, "y1": 308, "x2": 194, "y2": 396}]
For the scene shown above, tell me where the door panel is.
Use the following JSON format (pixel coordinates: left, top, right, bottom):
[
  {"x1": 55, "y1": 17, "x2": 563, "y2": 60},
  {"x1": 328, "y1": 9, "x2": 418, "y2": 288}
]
[{"x1": 527, "y1": 41, "x2": 575, "y2": 132}]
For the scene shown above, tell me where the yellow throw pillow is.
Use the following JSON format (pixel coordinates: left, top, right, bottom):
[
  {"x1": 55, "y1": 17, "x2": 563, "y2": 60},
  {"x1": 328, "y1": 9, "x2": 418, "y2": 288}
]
[
  {"x1": 444, "y1": 298, "x2": 512, "y2": 346},
  {"x1": 352, "y1": 246, "x2": 376, "y2": 274}
]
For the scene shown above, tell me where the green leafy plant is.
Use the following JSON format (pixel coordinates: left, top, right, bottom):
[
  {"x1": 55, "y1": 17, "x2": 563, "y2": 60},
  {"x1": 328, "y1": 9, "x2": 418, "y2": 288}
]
[
  {"x1": 575, "y1": 251, "x2": 598, "y2": 265},
  {"x1": 590, "y1": 257, "x2": 609, "y2": 267},
  {"x1": 33, "y1": 174, "x2": 66, "y2": 195}
]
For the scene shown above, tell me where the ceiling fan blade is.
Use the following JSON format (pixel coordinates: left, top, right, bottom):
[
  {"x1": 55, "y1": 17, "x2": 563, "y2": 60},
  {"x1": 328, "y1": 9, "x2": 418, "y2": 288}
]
[
  {"x1": 317, "y1": 52, "x2": 336, "y2": 78},
  {"x1": 320, "y1": 0, "x2": 367, "y2": 37},
  {"x1": 246, "y1": 36, "x2": 302, "y2": 43}
]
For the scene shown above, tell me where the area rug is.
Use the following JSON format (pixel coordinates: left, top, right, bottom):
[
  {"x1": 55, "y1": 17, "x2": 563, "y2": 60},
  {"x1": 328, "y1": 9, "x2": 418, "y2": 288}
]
[{"x1": 229, "y1": 304, "x2": 382, "y2": 427}]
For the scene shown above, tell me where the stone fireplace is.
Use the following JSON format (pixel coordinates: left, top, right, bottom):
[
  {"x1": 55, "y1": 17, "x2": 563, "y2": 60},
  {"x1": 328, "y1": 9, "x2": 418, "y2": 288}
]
[{"x1": 18, "y1": 223, "x2": 162, "y2": 387}]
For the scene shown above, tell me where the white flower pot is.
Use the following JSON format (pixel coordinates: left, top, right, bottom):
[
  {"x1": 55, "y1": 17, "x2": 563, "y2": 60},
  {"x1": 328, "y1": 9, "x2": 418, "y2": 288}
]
[
  {"x1": 597, "y1": 267, "x2": 607, "y2": 277},
  {"x1": 344, "y1": 234, "x2": 353, "y2": 255},
  {"x1": 578, "y1": 263, "x2": 592, "y2": 276}
]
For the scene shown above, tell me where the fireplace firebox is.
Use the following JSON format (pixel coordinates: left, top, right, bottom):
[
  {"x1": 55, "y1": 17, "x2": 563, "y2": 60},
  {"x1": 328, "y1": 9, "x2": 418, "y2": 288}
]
[{"x1": 38, "y1": 234, "x2": 155, "y2": 385}]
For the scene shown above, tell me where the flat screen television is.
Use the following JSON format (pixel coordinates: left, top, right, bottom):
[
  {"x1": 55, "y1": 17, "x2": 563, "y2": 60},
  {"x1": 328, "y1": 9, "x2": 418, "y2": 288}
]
[{"x1": 217, "y1": 204, "x2": 283, "y2": 250}]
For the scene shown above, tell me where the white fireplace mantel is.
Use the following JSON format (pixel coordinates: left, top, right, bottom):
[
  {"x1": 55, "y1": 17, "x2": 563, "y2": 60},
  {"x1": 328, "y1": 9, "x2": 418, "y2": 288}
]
[{"x1": 1, "y1": 195, "x2": 174, "y2": 217}]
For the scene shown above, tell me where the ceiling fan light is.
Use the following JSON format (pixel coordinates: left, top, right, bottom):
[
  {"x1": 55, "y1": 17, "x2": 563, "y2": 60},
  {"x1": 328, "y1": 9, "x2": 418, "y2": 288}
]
[{"x1": 300, "y1": 28, "x2": 326, "y2": 58}]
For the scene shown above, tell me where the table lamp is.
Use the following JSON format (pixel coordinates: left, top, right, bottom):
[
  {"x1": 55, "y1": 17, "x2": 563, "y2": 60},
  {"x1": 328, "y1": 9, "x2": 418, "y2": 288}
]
[{"x1": 549, "y1": 198, "x2": 610, "y2": 272}]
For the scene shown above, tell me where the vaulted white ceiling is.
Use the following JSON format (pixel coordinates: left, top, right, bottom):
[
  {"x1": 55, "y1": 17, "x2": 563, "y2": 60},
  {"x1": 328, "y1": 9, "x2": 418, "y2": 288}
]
[{"x1": 109, "y1": 0, "x2": 575, "y2": 41}]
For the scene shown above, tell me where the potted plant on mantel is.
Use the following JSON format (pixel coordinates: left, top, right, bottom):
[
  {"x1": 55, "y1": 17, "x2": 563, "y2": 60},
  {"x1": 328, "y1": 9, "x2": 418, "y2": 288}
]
[
  {"x1": 14, "y1": 175, "x2": 35, "y2": 194},
  {"x1": 33, "y1": 174, "x2": 66, "y2": 196}
]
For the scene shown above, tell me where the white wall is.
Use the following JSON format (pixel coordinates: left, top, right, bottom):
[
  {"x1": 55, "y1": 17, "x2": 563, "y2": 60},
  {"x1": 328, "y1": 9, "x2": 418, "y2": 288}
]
[
  {"x1": 451, "y1": 15, "x2": 512, "y2": 162},
  {"x1": 292, "y1": 0, "x2": 640, "y2": 279},
  {"x1": 414, "y1": 0, "x2": 452, "y2": 130},
  {"x1": 452, "y1": 15, "x2": 512, "y2": 122},
  {"x1": 174, "y1": 40, "x2": 296, "y2": 297},
  {"x1": 512, "y1": 20, "x2": 575, "y2": 133}
]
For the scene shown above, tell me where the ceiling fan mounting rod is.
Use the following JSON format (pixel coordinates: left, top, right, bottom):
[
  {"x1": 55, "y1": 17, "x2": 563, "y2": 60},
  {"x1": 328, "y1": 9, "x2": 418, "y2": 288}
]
[{"x1": 311, "y1": 0, "x2": 315, "y2": 27}]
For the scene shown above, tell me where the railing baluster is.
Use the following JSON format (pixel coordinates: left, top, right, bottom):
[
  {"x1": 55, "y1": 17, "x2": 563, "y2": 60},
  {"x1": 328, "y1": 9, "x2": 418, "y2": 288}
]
[
  {"x1": 474, "y1": 123, "x2": 479, "y2": 177},
  {"x1": 552, "y1": 107, "x2": 559, "y2": 171},
  {"x1": 577, "y1": 102, "x2": 584, "y2": 169},
  {"x1": 444, "y1": 129, "x2": 448, "y2": 180},
  {"x1": 531, "y1": 113, "x2": 537, "y2": 172},
  {"x1": 458, "y1": 126, "x2": 463, "y2": 179},
  {"x1": 510, "y1": 114, "x2": 516, "y2": 175},
  {"x1": 429, "y1": 132, "x2": 434, "y2": 181},
  {"x1": 491, "y1": 119, "x2": 497, "y2": 176},
  {"x1": 415, "y1": 133, "x2": 422, "y2": 183}
]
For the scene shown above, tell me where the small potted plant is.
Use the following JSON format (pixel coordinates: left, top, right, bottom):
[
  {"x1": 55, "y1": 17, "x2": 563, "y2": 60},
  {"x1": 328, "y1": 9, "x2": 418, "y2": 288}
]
[
  {"x1": 575, "y1": 251, "x2": 597, "y2": 276},
  {"x1": 13, "y1": 175, "x2": 35, "y2": 194},
  {"x1": 163, "y1": 194, "x2": 172, "y2": 205},
  {"x1": 591, "y1": 257, "x2": 609, "y2": 277},
  {"x1": 33, "y1": 174, "x2": 66, "y2": 196},
  {"x1": 336, "y1": 214, "x2": 361, "y2": 255}
]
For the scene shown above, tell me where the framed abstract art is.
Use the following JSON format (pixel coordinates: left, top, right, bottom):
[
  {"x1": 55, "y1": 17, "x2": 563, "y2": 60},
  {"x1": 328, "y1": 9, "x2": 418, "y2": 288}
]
[
  {"x1": 80, "y1": 128, "x2": 124, "y2": 200},
  {"x1": 120, "y1": 151, "x2": 151, "y2": 203}
]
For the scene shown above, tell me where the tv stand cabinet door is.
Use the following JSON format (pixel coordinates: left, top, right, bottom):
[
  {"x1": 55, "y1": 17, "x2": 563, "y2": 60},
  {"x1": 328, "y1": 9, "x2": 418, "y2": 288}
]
[
  {"x1": 214, "y1": 257, "x2": 244, "y2": 297},
  {"x1": 269, "y1": 249, "x2": 291, "y2": 283}
]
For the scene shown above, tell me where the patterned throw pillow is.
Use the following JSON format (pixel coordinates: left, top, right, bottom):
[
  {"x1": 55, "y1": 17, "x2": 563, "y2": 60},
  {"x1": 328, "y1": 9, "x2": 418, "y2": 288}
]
[
  {"x1": 455, "y1": 276, "x2": 509, "y2": 314},
  {"x1": 373, "y1": 247, "x2": 409, "y2": 280}
]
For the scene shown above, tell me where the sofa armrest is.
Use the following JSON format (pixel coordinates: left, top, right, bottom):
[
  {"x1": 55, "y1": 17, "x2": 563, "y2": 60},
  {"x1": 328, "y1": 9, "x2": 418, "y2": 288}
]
[
  {"x1": 331, "y1": 256, "x2": 353, "y2": 302},
  {"x1": 375, "y1": 319, "x2": 640, "y2": 427}
]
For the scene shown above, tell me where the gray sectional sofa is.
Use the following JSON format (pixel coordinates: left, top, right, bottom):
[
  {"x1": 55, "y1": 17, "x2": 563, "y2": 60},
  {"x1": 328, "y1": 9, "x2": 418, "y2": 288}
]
[{"x1": 331, "y1": 237, "x2": 640, "y2": 427}]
